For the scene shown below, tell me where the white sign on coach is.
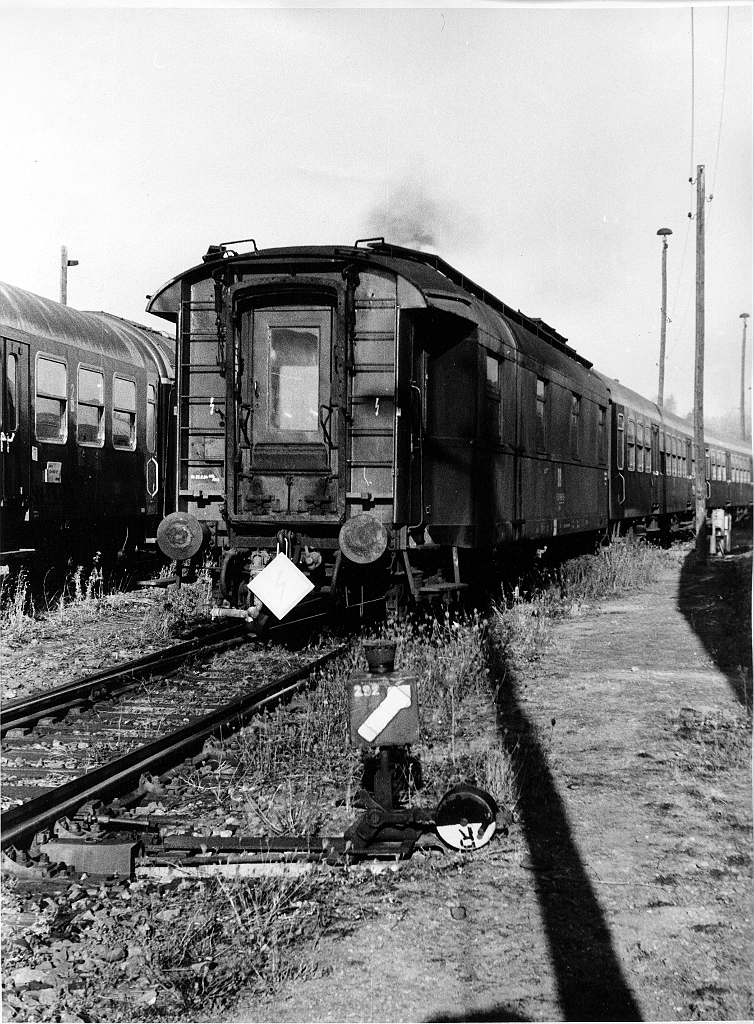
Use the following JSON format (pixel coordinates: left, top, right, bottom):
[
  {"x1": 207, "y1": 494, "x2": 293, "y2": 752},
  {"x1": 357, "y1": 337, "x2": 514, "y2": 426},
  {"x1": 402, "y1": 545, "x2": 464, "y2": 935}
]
[{"x1": 248, "y1": 552, "x2": 314, "y2": 620}]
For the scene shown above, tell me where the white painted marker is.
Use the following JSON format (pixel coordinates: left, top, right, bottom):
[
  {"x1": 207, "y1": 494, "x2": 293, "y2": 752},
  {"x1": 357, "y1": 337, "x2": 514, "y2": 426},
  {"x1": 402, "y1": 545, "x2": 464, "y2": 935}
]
[{"x1": 357, "y1": 684, "x2": 412, "y2": 742}]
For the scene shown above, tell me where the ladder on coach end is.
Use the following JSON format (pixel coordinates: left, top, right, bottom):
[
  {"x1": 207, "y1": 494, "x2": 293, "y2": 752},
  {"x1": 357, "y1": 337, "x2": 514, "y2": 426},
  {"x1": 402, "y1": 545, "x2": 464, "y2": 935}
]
[{"x1": 177, "y1": 299, "x2": 226, "y2": 523}]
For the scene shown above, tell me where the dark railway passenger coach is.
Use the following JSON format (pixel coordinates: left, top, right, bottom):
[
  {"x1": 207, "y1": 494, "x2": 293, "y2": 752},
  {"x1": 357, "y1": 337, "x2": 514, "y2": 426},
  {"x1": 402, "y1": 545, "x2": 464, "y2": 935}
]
[
  {"x1": 1, "y1": 283, "x2": 174, "y2": 576},
  {"x1": 146, "y1": 241, "x2": 615, "y2": 617},
  {"x1": 146, "y1": 241, "x2": 752, "y2": 623}
]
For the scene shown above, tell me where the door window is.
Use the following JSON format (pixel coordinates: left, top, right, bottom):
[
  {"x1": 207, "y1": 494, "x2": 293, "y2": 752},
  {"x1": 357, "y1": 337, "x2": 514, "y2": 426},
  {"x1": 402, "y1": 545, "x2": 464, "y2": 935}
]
[
  {"x1": 536, "y1": 377, "x2": 547, "y2": 451},
  {"x1": 4, "y1": 352, "x2": 18, "y2": 432},
  {"x1": 146, "y1": 383, "x2": 157, "y2": 453},
  {"x1": 627, "y1": 417, "x2": 635, "y2": 471},
  {"x1": 269, "y1": 326, "x2": 319, "y2": 433},
  {"x1": 113, "y1": 375, "x2": 137, "y2": 449}
]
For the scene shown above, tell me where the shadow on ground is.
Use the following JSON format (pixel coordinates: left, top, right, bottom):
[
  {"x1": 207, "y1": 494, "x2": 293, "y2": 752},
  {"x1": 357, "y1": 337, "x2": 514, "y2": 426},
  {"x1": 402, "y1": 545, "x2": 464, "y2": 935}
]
[
  {"x1": 428, "y1": 1007, "x2": 528, "y2": 1022},
  {"x1": 493, "y1": 653, "x2": 644, "y2": 1022},
  {"x1": 677, "y1": 531, "x2": 752, "y2": 707}
]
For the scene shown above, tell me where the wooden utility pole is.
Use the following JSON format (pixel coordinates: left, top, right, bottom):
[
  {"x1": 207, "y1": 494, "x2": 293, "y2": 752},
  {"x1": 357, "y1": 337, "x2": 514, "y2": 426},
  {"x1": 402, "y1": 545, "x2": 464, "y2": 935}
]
[
  {"x1": 741, "y1": 313, "x2": 750, "y2": 441},
  {"x1": 60, "y1": 246, "x2": 78, "y2": 305},
  {"x1": 693, "y1": 166, "x2": 707, "y2": 562},
  {"x1": 657, "y1": 228, "x2": 672, "y2": 405}
]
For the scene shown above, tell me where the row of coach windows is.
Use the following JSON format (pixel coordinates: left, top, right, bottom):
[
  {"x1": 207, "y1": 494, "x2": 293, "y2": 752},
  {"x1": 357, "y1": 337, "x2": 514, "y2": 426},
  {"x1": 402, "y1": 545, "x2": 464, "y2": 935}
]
[
  {"x1": 531, "y1": 379, "x2": 605, "y2": 464},
  {"x1": 35, "y1": 355, "x2": 156, "y2": 452},
  {"x1": 625, "y1": 417, "x2": 653, "y2": 473},
  {"x1": 662, "y1": 433, "x2": 692, "y2": 478},
  {"x1": 731, "y1": 455, "x2": 752, "y2": 483},
  {"x1": 617, "y1": 415, "x2": 752, "y2": 483}
]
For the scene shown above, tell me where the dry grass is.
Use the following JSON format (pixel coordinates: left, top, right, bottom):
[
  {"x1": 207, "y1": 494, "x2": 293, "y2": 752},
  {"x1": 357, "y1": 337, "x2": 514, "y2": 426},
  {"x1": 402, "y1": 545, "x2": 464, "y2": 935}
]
[
  {"x1": 494, "y1": 539, "x2": 672, "y2": 666},
  {"x1": 133, "y1": 876, "x2": 333, "y2": 1019},
  {"x1": 670, "y1": 705, "x2": 751, "y2": 777},
  {"x1": 2, "y1": 874, "x2": 338, "y2": 1023}
]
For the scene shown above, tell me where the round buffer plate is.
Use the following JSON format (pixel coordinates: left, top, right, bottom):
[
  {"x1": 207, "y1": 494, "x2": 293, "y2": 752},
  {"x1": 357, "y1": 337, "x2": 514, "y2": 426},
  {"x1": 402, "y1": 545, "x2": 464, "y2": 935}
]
[
  {"x1": 435, "y1": 783, "x2": 498, "y2": 852},
  {"x1": 339, "y1": 513, "x2": 388, "y2": 564},
  {"x1": 157, "y1": 512, "x2": 206, "y2": 561}
]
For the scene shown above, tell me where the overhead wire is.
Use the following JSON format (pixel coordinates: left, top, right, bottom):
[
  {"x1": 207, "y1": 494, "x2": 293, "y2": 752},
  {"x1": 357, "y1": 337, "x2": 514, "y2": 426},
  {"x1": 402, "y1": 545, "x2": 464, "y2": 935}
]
[
  {"x1": 707, "y1": 5, "x2": 730, "y2": 228},
  {"x1": 666, "y1": 8, "x2": 698, "y2": 364},
  {"x1": 665, "y1": 7, "x2": 734, "y2": 412}
]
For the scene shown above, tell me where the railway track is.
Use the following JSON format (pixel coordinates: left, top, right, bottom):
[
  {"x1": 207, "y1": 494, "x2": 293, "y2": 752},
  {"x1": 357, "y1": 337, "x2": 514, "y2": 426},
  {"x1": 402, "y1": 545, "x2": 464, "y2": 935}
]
[
  {"x1": 0, "y1": 620, "x2": 249, "y2": 738},
  {"x1": 1, "y1": 626, "x2": 346, "y2": 859}
]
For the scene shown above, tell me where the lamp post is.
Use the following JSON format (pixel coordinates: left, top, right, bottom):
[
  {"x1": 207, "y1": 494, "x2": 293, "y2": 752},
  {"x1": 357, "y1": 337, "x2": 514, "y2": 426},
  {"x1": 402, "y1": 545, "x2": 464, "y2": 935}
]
[
  {"x1": 60, "y1": 246, "x2": 79, "y2": 305},
  {"x1": 741, "y1": 313, "x2": 750, "y2": 441},
  {"x1": 656, "y1": 228, "x2": 673, "y2": 406}
]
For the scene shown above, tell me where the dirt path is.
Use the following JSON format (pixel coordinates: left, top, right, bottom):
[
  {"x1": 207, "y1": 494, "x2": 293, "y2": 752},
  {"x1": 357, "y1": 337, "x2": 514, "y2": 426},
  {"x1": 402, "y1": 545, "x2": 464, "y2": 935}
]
[{"x1": 235, "y1": 549, "x2": 752, "y2": 1023}]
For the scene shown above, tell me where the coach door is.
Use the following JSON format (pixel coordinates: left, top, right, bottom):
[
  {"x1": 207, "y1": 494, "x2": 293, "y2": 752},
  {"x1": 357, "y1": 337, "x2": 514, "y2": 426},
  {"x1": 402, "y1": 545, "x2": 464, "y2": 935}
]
[
  {"x1": 1, "y1": 338, "x2": 30, "y2": 540},
  {"x1": 239, "y1": 305, "x2": 338, "y2": 521}
]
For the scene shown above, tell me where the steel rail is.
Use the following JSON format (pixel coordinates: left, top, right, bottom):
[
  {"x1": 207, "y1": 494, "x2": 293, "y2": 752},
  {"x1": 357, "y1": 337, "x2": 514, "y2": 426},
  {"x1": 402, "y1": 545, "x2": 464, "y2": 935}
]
[
  {"x1": 0, "y1": 621, "x2": 249, "y2": 736},
  {"x1": 1, "y1": 645, "x2": 346, "y2": 853}
]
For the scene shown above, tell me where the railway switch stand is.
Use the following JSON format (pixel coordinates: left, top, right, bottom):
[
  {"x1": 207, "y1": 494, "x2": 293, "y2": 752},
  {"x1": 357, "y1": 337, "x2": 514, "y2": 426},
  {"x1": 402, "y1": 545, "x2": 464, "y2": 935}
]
[{"x1": 345, "y1": 640, "x2": 499, "y2": 856}]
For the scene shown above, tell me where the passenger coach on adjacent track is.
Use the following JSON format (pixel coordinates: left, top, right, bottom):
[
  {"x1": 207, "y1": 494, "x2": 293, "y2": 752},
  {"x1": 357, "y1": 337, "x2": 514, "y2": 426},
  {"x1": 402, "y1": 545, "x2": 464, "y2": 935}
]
[
  {"x1": 145, "y1": 240, "x2": 752, "y2": 624},
  {"x1": 1, "y1": 282, "x2": 174, "y2": 577}
]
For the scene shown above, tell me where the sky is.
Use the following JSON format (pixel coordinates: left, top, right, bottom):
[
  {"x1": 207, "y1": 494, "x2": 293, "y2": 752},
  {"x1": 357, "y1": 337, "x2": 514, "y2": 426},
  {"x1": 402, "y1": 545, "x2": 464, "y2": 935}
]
[{"x1": 1, "y1": 2, "x2": 752, "y2": 421}]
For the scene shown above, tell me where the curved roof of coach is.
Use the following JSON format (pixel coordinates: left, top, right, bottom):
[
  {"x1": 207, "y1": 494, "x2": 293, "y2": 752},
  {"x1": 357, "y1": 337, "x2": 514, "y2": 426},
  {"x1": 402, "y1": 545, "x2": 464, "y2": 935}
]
[
  {"x1": 147, "y1": 242, "x2": 600, "y2": 381},
  {"x1": 595, "y1": 371, "x2": 752, "y2": 458},
  {"x1": 1, "y1": 281, "x2": 173, "y2": 377},
  {"x1": 593, "y1": 372, "x2": 661, "y2": 422}
]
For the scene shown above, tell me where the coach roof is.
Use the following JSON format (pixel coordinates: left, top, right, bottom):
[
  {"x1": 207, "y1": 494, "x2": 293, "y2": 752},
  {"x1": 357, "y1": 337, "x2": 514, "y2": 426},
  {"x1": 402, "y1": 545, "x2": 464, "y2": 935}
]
[{"x1": 1, "y1": 281, "x2": 173, "y2": 378}]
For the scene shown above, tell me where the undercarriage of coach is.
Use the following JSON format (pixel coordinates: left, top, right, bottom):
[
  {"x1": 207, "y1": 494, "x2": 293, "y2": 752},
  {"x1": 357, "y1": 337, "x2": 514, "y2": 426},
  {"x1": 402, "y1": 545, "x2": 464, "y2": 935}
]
[{"x1": 156, "y1": 504, "x2": 472, "y2": 637}]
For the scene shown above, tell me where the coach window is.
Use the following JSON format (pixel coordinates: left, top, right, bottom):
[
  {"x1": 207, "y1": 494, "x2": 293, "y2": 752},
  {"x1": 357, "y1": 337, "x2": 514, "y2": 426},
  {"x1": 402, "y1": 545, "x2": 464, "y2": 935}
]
[
  {"x1": 627, "y1": 417, "x2": 635, "y2": 471},
  {"x1": 535, "y1": 377, "x2": 547, "y2": 451},
  {"x1": 113, "y1": 375, "x2": 137, "y2": 450},
  {"x1": 570, "y1": 394, "x2": 581, "y2": 459},
  {"x1": 36, "y1": 355, "x2": 68, "y2": 442},
  {"x1": 705, "y1": 447, "x2": 710, "y2": 479},
  {"x1": 146, "y1": 383, "x2": 157, "y2": 453},
  {"x1": 4, "y1": 352, "x2": 18, "y2": 433},
  {"x1": 77, "y1": 367, "x2": 105, "y2": 446},
  {"x1": 685, "y1": 439, "x2": 692, "y2": 477},
  {"x1": 484, "y1": 353, "x2": 502, "y2": 439},
  {"x1": 616, "y1": 412, "x2": 624, "y2": 470},
  {"x1": 636, "y1": 421, "x2": 644, "y2": 472},
  {"x1": 598, "y1": 406, "x2": 606, "y2": 464}
]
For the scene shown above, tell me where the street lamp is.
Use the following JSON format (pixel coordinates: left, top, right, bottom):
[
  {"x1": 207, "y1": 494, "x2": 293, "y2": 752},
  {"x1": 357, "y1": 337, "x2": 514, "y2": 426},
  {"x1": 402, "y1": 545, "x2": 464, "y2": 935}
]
[
  {"x1": 656, "y1": 228, "x2": 673, "y2": 406},
  {"x1": 741, "y1": 313, "x2": 750, "y2": 441},
  {"x1": 60, "y1": 246, "x2": 79, "y2": 305}
]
